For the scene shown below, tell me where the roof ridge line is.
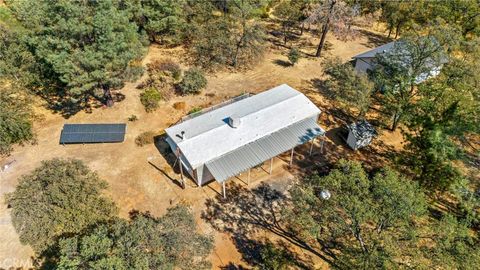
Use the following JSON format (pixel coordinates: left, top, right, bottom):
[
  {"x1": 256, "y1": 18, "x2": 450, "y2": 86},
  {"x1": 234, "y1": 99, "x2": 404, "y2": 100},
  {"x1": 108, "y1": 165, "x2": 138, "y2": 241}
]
[
  {"x1": 204, "y1": 115, "x2": 320, "y2": 165},
  {"x1": 176, "y1": 89, "x2": 301, "y2": 146}
]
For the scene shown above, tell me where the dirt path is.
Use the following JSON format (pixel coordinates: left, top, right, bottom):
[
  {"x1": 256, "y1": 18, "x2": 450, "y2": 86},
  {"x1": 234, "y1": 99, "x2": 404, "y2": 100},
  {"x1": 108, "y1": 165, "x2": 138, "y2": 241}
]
[{"x1": 0, "y1": 28, "x2": 400, "y2": 269}]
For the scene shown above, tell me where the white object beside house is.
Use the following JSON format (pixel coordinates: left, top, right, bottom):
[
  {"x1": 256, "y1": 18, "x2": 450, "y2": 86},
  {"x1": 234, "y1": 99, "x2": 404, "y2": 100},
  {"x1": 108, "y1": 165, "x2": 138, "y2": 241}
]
[
  {"x1": 346, "y1": 120, "x2": 377, "y2": 150},
  {"x1": 352, "y1": 41, "x2": 444, "y2": 84},
  {"x1": 165, "y1": 84, "x2": 325, "y2": 187}
]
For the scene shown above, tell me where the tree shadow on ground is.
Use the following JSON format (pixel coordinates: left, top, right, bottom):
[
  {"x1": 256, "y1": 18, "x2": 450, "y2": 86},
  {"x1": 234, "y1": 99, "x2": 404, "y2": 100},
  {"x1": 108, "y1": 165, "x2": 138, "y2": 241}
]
[
  {"x1": 38, "y1": 90, "x2": 126, "y2": 119},
  {"x1": 325, "y1": 126, "x2": 348, "y2": 147},
  {"x1": 272, "y1": 59, "x2": 292, "y2": 67},
  {"x1": 202, "y1": 182, "x2": 336, "y2": 269},
  {"x1": 357, "y1": 29, "x2": 392, "y2": 48},
  {"x1": 221, "y1": 238, "x2": 312, "y2": 270}
]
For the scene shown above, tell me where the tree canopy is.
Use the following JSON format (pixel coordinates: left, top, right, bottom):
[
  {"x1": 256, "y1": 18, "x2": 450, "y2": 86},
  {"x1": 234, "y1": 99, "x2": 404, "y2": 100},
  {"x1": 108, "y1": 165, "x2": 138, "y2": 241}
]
[
  {"x1": 286, "y1": 159, "x2": 479, "y2": 269},
  {"x1": 371, "y1": 34, "x2": 447, "y2": 130},
  {"x1": 287, "y1": 160, "x2": 427, "y2": 269},
  {"x1": 6, "y1": 0, "x2": 145, "y2": 113},
  {"x1": 56, "y1": 206, "x2": 213, "y2": 270},
  {"x1": 323, "y1": 57, "x2": 374, "y2": 117},
  {"x1": 124, "y1": 0, "x2": 186, "y2": 44},
  {"x1": 0, "y1": 82, "x2": 35, "y2": 156},
  {"x1": 6, "y1": 158, "x2": 118, "y2": 253},
  {"x1": 188, "y1": 0, "x2": 266, "y2": 68}
]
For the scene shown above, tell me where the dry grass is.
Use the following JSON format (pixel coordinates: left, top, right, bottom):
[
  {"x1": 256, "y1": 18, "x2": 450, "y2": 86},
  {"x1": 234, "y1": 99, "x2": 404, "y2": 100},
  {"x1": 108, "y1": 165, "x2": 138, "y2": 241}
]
[{"x1": 1, "y1": 25, "x2": 403, "y2": 269}]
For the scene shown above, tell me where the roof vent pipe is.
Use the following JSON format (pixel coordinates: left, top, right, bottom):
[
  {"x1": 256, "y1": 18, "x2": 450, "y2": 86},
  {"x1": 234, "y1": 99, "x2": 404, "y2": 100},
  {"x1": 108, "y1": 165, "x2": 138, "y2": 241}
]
[{"x1": 228, "y1": 116, "x2": 241, "y2": 128}]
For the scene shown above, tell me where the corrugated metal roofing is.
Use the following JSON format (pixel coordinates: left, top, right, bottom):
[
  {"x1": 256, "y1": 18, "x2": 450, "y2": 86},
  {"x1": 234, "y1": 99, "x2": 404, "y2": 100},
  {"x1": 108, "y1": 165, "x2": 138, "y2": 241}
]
[
  {"x1": 166, "y1": 84, "x2": 321, "y2": 168},
  {"x1": 206, "y1": 118, "x2": 325, "y2": 183}
]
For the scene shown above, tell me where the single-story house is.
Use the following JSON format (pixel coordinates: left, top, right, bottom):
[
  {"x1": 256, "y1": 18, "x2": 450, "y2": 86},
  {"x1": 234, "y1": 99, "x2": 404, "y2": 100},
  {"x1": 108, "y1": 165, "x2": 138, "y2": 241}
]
[
  {"x1": 346, "y1": 120, "x2": 377, "y2": 150},
  {"x1": 353, "y1": 42, "x2": 395, "y2": 73},
  {"x1": 165, "y1": 84, "x2": 325, "y2": 197},
  {"x1": 352, "y1": 40, "x2": 444, "y2": 84}
]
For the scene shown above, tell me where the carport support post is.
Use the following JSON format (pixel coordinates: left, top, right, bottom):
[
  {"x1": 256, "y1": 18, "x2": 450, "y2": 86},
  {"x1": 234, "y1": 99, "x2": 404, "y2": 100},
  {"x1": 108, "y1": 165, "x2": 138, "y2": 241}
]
[
  {"x1": 290, "y1": 148, "x2": 294, "y2": 166},
  {"x1": 320, "y1": 136, "x2": 325, "y2": 153},
  {"x1": 269, "y1": 157, "x2": 273, "y2": 174},
  {"x1": 222, "y1": 181, "x2": 226, "y2": 199},
  {"x1": 179, "y1": 158, "x2": 185, "y2": 189},
  {"x1": 309, "y1": 138, "x2": 315, "y2": 156}
]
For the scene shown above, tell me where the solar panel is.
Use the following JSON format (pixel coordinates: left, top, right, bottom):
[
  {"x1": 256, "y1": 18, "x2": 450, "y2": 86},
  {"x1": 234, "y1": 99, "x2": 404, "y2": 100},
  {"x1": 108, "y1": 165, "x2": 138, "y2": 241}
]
[{"x1": 60, "y1": 124, "x2": 126, "y2": 144}]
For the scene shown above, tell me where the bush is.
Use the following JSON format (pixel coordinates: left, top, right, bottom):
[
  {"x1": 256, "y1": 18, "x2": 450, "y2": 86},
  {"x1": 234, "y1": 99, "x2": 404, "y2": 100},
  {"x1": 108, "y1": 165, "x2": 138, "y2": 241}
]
[
  {"x1": 5, "y1": 158, "x2": 117, "y2": 253},
  {"x1": 178, "y1": 68, "x2": 207, "y2": 95},
  {"x1": 188, "y1": 107, "x2": 202, "y2": 115},
  {"x1": 147, "y1": 59, "x2": 182, "y2": 80},
  {"x1": 128, "y1": 114, "x2": 138, "y2": 122},
  {"x1": 173, "y1": 101, "x2": 187, "y2": 110},
  {"x1": 135, "y1": 131, "x2": 156, "y2": 146},
  {"x1": 140, "y1": 87, "x2": 162, "y2": 112},
  {"x1": 288, "y1": 48, "x2": 300, "y2": 66}
]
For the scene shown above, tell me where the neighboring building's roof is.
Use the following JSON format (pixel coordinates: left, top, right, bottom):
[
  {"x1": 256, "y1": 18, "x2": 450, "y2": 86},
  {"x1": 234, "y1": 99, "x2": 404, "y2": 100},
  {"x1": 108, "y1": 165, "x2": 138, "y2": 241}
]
[
  {"x1": 348, "y1": 120, "x2": 377, "y2": 139},
  {"x1": 165, "y1": 84, "x2": 321, "y2": 168},
  {"x1": 353, "y1": 41, "x2": 395, "y2": 59},
  {"x1": 206, "y1": 118, "x2": 324, "y2": 183}
]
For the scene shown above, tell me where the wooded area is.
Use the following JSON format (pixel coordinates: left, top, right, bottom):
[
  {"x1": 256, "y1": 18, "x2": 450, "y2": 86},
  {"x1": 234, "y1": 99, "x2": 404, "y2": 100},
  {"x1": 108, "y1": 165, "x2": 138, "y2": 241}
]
[{"x1": 1, "y1": 0, "x2": 479, "y2": 269}]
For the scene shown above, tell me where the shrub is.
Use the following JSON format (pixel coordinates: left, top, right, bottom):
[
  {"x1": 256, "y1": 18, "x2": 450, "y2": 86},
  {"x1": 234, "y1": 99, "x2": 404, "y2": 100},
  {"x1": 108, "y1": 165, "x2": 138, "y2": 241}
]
[
  {"x1": 188, "y1": 107, "x2": 202, "y2": 115},
  {"x1": 128, "y1": 114, "x2": 138, "y2": 122},
  {"x1": 147, "y1": 59, "x2": 182, "y2": 80},
  {"x1": 173, "y1": 101, "x2": 187, "y2": 110},
  {"x1": 140, "y1": 88, "x2": 162, "y2": 112},
  {"x1": 135, "y1": 131, "x2": 156, "y2": 146},
  {"x1": 5, "y1": 158, "x2": 117, "y2": 253},
  {"x1": 288, "y1": 48, "x2": 300, "y2": 66},
  {"x1": 178, "y1": 68, "x2": 207, "y2": 95}
]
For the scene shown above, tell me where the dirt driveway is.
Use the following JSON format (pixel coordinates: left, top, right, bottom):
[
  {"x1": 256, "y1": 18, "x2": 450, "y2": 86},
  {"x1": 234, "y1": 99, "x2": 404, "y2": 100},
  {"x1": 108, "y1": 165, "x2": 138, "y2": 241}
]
[{"x1": 0, "y1": 28, "x2": 400, "y2": 269}]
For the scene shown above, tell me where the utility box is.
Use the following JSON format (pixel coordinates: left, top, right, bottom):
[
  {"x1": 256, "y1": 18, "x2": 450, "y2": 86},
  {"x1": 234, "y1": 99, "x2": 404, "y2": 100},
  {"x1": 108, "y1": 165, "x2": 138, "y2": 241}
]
[{"x1": 346, "y1": 120, "x2": 377, "y2": 150}]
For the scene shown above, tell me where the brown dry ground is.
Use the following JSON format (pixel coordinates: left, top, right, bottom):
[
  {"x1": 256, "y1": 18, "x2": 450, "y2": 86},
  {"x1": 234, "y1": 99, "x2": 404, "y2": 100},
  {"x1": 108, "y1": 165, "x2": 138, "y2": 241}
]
[{"x1": 0, "y1": 26, "x2": 403, "y2": 269}]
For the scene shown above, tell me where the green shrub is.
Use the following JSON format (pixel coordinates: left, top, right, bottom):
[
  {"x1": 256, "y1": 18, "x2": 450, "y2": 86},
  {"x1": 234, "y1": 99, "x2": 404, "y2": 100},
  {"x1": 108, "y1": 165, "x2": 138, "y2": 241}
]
[
  {"x1": 288, "y1": 48, "x2": 300, "y2": 66},
  {"x1": 140, "y1": 88, "x2": 162, "y2": 112},
  {"x1": 168, "y1": 64, "x2": 182, "y2": 81},
  {"x1": 178, "y1": 68, "x2": 207, "y2": 95},
  {"x1": 188, "y1": 107, "x2": 202, "y2": 115},
  {"x1": 135, "y1": 131, "x2": 156, "y2": 146},
  {"x1": 128, "y1": 114, "x2": 138, "y2": 122}
]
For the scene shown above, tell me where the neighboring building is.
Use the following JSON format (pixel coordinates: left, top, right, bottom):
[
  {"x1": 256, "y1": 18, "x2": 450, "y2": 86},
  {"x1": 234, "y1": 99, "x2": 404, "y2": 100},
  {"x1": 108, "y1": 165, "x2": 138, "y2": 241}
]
[
  {"x1": 352, "y1": 41, "x2": 444, "y2": 84},
  {"x1": 346, "y1": 120, "x2": 377, "y2": 150},
  {"x1": 353, "y1": 42, "x2": 395, "y2": 73},
  {"x1": 165, "y1": 84, "x2": 325, "y2": 195}
]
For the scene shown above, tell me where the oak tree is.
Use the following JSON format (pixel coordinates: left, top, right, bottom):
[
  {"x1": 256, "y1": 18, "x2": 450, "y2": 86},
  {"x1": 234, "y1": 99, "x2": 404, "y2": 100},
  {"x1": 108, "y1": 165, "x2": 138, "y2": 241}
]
[{"x1": 6, "y1": 159, "x2": 117, "y2": 253}]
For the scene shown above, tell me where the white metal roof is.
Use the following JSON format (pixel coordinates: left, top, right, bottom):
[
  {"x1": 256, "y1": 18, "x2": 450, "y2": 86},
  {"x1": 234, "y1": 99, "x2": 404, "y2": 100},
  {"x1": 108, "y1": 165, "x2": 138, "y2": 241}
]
[
  {"x1": 206, "y1": 117, "x2": 325, "y2": 183},
  {"x1": 165, "y1": 84, "x2": 321, "y2": 168}
]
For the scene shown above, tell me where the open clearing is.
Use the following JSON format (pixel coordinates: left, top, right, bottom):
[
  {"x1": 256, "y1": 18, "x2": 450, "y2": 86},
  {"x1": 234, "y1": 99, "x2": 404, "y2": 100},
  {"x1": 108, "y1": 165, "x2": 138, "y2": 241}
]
[{"x1": 0, "y1": 27, "x2": 403, "y2": 269}]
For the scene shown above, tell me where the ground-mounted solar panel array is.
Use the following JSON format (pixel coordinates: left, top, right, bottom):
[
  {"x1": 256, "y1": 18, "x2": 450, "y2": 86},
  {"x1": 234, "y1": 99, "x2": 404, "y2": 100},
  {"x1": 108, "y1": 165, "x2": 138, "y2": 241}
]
[{"x1": 60, "y1": 124, "x2": 126, "y2": 144}]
